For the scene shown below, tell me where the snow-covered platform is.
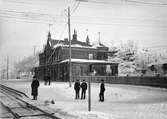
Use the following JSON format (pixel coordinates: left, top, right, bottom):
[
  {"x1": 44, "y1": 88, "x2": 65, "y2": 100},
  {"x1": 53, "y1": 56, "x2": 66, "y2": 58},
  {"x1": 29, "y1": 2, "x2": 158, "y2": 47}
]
[{"x1": 1, "y1": 79, "x2": 167, "y2": 119}]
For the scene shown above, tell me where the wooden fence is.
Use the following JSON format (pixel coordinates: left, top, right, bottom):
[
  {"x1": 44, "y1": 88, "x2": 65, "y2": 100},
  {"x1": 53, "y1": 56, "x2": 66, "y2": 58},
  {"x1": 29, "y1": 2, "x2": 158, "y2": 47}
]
[{"x1": 72, "y1": 76, "x2": 167, "y2": 88}]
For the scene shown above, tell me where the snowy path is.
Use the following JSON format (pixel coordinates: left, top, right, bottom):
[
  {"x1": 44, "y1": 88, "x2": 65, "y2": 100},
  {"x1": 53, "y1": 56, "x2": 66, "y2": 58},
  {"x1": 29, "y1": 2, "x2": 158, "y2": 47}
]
[{"x1": 1, "y1": 79, "x2": 167, "y2": 119}]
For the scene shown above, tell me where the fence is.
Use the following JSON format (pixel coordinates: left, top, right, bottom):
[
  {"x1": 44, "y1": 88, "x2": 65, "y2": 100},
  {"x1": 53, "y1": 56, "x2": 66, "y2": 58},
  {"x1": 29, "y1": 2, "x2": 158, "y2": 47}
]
[{"x1": 72, "y1": 76, "x2": 167, "y2": 88}]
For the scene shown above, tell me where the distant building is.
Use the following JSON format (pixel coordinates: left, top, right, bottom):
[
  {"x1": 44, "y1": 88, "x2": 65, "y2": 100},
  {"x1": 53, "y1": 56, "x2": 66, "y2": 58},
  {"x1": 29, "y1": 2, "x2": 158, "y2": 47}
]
[
  {"x1": 146, "y1": 58, "x2": 167, "y2": 76},
  {"x1": 35, "y1": 30, "x2": 118, "y2": 81}
]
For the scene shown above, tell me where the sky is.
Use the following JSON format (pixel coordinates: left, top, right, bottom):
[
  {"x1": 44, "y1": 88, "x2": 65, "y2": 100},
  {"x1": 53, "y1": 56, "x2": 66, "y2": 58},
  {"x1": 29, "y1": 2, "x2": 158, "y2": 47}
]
[{"x1": 0, "y1": 0, "x2": 167, "y2": 67}]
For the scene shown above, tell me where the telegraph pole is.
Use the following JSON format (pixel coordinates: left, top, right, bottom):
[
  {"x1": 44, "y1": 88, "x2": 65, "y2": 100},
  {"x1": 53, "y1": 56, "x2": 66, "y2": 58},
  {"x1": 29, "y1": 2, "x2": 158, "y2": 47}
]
[
  {"x1": 7, "y1": 56, "x2": 9, "y2": 80},
  {"x1": 68, "y1": 6, "x2": 72, "y2": 87},
  {"x1": 33, "y1": 45, "x2": 37, "y2": 56},
  {"x1": 88, "y1": 75, "x2": 91, "y2": 111},
  {"x1": 98, "y1": 32, "x2": 101, "y2": 44}
]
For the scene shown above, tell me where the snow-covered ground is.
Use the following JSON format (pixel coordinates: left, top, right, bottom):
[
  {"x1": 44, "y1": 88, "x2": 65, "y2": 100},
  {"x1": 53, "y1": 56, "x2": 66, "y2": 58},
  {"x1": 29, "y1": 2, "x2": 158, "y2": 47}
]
[{"x1": 1, "y1": 79, "x2": 167, "y2": 119}]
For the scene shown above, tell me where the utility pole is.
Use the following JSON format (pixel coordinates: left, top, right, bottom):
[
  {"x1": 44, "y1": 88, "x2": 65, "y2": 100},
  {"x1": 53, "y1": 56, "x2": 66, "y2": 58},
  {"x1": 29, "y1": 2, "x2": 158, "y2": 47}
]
[
  {"x1": 33, "y1": 45, "x2": 37, "y2": 56},
  {"x1": 98, "y1": 32, "x2": 101, "y2": 44},
  {"x1": 88, "y1": 75, "x2": 91, "y2": 111},
  {"x1": 68, "y1": 6, "x2": 72, "y2": 87},
  {"x1": 7, "y1": 56, "x2": 9, "y2": 80}
]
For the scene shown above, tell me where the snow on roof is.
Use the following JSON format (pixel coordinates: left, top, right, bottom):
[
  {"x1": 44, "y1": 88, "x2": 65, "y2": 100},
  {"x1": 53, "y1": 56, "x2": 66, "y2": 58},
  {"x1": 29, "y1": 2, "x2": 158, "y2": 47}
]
[
  {"x1": 63, "y1": 44, "x2": 95, "y2": 49},
  {"x1": 53, "y1": 43, "x2": 96, "y2": 49},
  {"x1": 53, "y1": 43, "x2": 64, "y2": 48},
  {"x1": 147, "y1": 59, "x2": 167, "y2": 67},
  {"x1": 92, "y1": 44, "x2": 103, "y2": 48},
  {"x1": 60, "y1": 58, "x2": 118, "y2": 64},
  {"x1": 91, "y1": 40, "x2": 107, "y2": 48},
  {"x1": 136, "y1": 49, "x2": 151, "y2": 55},
  {"x1": 102, "y1": 42, "x2": 118, "y2": 51},
  {"x1": 108, "y1": 57, "x2": 124, "y2": 63}
]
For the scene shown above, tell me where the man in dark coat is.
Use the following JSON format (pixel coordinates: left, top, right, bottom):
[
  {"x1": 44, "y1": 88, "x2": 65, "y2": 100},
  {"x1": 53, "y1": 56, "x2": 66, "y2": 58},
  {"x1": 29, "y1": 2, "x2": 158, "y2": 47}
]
[
  {"x1": 47, "y1": 75, "x2": 51, "y2": 85},
  {"x1": 44, "y1": 75, "x2": 47, "y2": 85},
  {"x1": 81, "y1": 80, "x2": 87, "y2": 99},
  {"x1": 31, "y1": 76, "x2": 40, "y2": 100},
  {"x1": 74, "y1": 80, "x2": 80, "y2": 99},
  {"x1": 99, "y1": 79, "x2": 105, "y2": 102}
]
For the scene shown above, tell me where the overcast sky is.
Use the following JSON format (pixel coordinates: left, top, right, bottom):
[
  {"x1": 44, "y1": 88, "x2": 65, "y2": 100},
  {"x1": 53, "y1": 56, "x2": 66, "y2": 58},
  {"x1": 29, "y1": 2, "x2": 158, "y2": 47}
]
[{"x1": 0, "y1": 0, "x2": 167, "y2": 66}]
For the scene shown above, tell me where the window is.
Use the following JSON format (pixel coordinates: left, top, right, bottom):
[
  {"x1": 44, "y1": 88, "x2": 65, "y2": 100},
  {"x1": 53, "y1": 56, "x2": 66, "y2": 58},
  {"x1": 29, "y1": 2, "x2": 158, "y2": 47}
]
[{"x1": 89, "y1": 53, "x2": 93, "y2": 60}]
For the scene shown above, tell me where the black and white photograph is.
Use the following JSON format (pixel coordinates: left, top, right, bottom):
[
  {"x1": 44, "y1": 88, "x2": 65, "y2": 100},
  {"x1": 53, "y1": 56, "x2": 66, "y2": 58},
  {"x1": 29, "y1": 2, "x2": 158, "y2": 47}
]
[{"x1": 0, "y1": 0, "x2": 167, "y2": 118}]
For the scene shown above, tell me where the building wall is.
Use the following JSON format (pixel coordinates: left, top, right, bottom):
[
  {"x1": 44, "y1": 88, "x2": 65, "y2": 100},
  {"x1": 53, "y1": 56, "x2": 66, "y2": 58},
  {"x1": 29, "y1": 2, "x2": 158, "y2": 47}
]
[
  {"x1": 60, "y1": 47, "x2": 108, "y2": 61},
  {"x1": 37, "y1": 39, "x2": 117, "y2": 81}
]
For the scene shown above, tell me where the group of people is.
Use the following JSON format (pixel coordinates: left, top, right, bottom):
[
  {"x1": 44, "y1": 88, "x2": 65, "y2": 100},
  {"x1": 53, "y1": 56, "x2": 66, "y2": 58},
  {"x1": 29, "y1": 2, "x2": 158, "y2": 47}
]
[
  {"x1": 74, "y1": 79, "x2": 105, "y2": 102},
  {"x1": 74, "y1": 80, "x2": 87, "y2": 99},
  {"x1": 31, "y1": 76, "x2": 106, "y2": 102}
]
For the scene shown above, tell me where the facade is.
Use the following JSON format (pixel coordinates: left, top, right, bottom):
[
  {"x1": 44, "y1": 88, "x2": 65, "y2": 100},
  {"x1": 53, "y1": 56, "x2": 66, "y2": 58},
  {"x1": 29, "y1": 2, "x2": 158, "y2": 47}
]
[
  {"x1": 146, "y1": 59, "x2": 167, "y2": 76},
  {"x1": 35, "y1": 30, "x2": 118, "y2": 81}
]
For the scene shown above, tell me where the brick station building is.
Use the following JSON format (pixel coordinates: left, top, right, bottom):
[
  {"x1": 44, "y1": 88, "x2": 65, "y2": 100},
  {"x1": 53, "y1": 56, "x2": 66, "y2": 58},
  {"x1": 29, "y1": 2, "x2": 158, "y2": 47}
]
[{"x1": 35, "y1": 30, "x2": 118, "y2": 81}]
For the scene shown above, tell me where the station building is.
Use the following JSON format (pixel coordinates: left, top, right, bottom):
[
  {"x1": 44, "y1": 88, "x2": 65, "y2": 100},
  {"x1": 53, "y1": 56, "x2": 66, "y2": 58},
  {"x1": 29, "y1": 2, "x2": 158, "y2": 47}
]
[{"x1": 35, "y1": 30, "x2": 119, "y2": 81}]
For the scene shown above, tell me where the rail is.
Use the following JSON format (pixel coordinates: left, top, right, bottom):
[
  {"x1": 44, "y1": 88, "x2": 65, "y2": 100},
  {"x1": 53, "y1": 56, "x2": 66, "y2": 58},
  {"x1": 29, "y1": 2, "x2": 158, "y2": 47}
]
[{"x1": 0, "y1": 84, "x2": 60, "y2": 119}]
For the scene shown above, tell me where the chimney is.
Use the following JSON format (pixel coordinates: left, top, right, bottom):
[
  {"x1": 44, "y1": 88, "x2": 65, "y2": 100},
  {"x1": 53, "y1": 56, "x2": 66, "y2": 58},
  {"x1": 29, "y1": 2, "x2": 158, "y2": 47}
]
[
  {"x1": 64, "y1": 38, "x2": 68, "y2": 42},
  {"x1": 86, "y1": 35, "x2": 90, "y2": 45},
  {"x1": 72, "y1": 29, "x2": 77, "y2": 41}
]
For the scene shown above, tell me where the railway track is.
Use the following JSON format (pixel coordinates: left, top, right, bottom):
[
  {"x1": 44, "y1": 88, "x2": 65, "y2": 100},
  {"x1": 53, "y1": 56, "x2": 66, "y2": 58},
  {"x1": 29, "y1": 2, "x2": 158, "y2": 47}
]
[{"x1": 0, "y1": 84, "x2": 61, "y2": 119}]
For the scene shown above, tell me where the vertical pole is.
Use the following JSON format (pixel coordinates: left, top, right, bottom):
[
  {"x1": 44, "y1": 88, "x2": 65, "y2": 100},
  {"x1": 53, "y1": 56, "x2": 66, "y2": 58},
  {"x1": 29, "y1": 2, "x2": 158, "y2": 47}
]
[
  {"x1": 33, "y1": 45, "x2": 36, "y2": 56},
  {"x1": 88, "y1": 75, "x2": 91, "y2": 111},
  {"x1": 98, "y1": 32, "x2": 101, "y2": 44},
  {"x1": 0, "y1": 61, "x2": 2, "y2": 80},
  {"x1": 68, "y1": 6, "x2": 72, "y2": 87},
  {"x1": 7, "y1": 56, "x2": 9, "y2": 80}
]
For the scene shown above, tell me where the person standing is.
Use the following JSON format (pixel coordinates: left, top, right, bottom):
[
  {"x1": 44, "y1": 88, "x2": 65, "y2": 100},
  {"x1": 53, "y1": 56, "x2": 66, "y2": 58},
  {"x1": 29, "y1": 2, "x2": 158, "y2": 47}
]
[
  {"x1": 99, "y1": 79, "x2": 105, "y2": 102},
  {"x1": 74, "y1": 80, "x2": 80, "y2": 99},
  {"x1": 44, "y1": 75, "x2": 47, "y2": 85},
  {"x1": 81, "y1": 80, "x2": 87, "y2": 99},
  {"x1": 48, "y1": 75, "x2": 51, "y2": 85},
  {"x1": 31, "y1": 76, "x2": 40, "y2": 100}
]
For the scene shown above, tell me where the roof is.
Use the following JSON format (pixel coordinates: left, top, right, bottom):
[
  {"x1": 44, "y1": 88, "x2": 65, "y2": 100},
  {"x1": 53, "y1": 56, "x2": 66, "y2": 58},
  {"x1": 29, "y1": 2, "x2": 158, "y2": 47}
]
[
  {"x1": 47, "y1": 30, "x2": 108, "y2": 50},
  {"x1": 50, "y1": 39, "x2": 110, "y2": 51},
  {"x1": 50, "y1": 39, "x2": 92, "y2": 48},
  {"x1": 147, "y1": 58, "x2": 167, "y2": 67},
  {"x1": 53, "y1": 43, "x2": 96, "y2": 49},
  {"x1": 60, "y1": 58, "x2": 119, "y2": 64}
]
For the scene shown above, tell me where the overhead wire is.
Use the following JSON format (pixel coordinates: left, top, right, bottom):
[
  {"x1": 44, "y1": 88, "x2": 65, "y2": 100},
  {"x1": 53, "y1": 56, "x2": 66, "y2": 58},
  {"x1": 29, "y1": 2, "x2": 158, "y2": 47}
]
[
  {"x1": 0, "y1": 9, "x2": 165, "y2": 23},
  {"x1": 143, "y1": 45, "x2": 167, "y2": 49},
  {"x1": 0, "y1": 16, "x2": 53, "y2": 24},
  {"x1": 4, "y1": 0, "x2": 55, "y2": 8},
  {"x1": 3, "y1": 0, "x2": 167, "y2": 12},
  {"x1": 71, "y1": 1, "x2": 80, "y2": 15},
  {"x1": 46, "y1": 23, "x2": 68, "y2": 64},
  {"x1": 5, "y1": 0, "x2": 36, "y2": 5},
  {"x1": 0, "y1": 9, "x2": 66, "y2": 24},
  {"x1": 125, "y1": 0, "x2": 167, "y2": 6},
  {"x1": 0, "y1": 9, "x2": 166, "y2": 28},
  {"x1": 1, "y1": 0, "x2": 167, "y2": 65},
  {"x1": 71, "y1": 0, "x2": 78, "y2": 12},
  {"x1": 0, "y1": 8, "x2": 166, "y2": 25},
  {"x1": 0, "y1": 9, "x2": 61, "y2": 19},
  {"x1": 76, "y1": 0, "x2": 167, "y2": 7},
  {"x1": 0, "y1": 15, "x2": 61, "y2": 24},
  {"x1": 46, "y1": 0, "x2": 81, "y2": 64},
  {"x1": 0, "y1": 15, "x2": 167, "y2": 28}
]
